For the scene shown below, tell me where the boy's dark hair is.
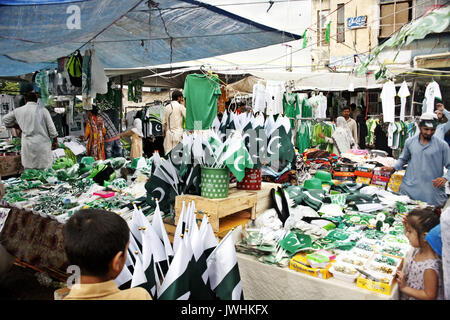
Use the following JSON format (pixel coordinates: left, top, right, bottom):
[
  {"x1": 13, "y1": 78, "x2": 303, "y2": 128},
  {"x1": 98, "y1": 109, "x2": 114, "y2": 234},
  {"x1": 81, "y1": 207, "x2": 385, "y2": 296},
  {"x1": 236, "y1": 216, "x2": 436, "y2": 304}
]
[
  {"x1": 90, "y1": 104, "x2": 99, "y2": 116},
  {"x1": 341, "y1": 106, "x2": 351, "y2": 112},
  {"x1": 64, "y1": 209, "x2": 130, "y2": 277},
  {"x1": 172, "y1": 90, "x2": 183, "y2": 101},
  {"x1": 407, "y1": 207, "x2": 440, "y2": 246}
]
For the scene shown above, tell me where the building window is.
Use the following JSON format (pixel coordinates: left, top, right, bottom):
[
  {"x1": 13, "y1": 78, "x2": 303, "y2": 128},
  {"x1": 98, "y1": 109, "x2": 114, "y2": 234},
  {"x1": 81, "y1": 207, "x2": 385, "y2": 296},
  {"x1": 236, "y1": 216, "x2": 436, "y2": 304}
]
[
  {"x1": 337, "y1": 3, "x2": 345, "y2": 43},
  {"x1": 379, "y1": 1, "x2": 411, "y2": 39},
  {"x1": 317, "y1": 9, "x2": 330, "y2": 46}
]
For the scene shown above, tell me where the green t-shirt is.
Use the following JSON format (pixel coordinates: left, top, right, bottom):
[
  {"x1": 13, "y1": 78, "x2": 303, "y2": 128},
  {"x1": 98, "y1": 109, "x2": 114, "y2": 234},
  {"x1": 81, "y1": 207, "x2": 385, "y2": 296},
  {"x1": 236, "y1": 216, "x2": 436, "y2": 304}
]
[
  {"x1": 283, "y1": 93, "x2": 300, "y2": 129},
  {"x1": 184, "y1": 74, "x2": 221, "y2": 130}
]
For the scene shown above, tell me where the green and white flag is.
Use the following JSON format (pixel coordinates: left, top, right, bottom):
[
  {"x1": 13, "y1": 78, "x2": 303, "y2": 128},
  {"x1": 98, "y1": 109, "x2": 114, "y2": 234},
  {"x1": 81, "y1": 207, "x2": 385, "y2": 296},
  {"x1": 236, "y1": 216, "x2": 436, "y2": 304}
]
[
  {"x1": 152, "y1": 202, "x2": 174, "y2": 266},
  {"x1": 206, "y1": 230, "x2": 244, "y2": 300},
  {"x1": 219, "y1": 133, "x2": 253, "y2": 182},
  {"x1": 302, "y1": 29, "x2": 307, "y2": 48},
  {"x1": 158, "y1": 239, "x2": 192, "y2": 300},
  {"x1": 325, "y1": 20, "x2": 331, "y2": 43},
  {"x1": 279, "y1": 232, "x2": 312, "y2": 254}
]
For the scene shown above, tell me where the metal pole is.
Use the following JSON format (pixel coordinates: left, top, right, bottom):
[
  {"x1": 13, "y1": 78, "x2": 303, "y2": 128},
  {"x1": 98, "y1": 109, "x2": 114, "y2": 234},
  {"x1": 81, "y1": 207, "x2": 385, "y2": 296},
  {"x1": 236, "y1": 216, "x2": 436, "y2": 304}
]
[
  {"x1": 410, "y1": 79, "x2": 416, "y2": 118},
  {"x1": 120, "y1": 75, "x2": 123, "y2": 133}
]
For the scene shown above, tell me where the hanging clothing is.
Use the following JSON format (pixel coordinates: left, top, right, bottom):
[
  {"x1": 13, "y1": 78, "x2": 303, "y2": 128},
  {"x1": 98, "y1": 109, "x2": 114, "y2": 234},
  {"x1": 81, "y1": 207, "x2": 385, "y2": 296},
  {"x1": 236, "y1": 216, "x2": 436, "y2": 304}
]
[
  {"x1": 366, "y1": 118, "x2": 379, "y2": 146},
  {"x1": 84, "y1": 115, "x2": 106, "y2": 160},
  {"x1": 374, "y1": 122, "x2": 392, "y2": 156},
  {"x1": 356, "y1": 114, "x2": 367, "y2": 149},
  {"x1": 301, "y1": 97, "x2": 312, "y2": 118},
  {"x1": 283, "y1": 92, "x2": 300, "y2": 129},
  {"x1": 144, "y1": 103, "x2": 164, "y2": 137},
  {"x1": 316, "y1": 93, "x2": 327, "y2": 119},
  {"x1": 184, "y1": 73, "x2": 221, "y2": 130},
  {"x1": 265, "y1": 81, "x2": 284, "y2": 115},
  {"x1": 424, "y1": 81, "x2": 442, "y2": 115},
  {"x1": 252, "y1": 82, "x2": 266, "y2": 113},
  {"x1": 380, "y1": 80, "x2": 396, "y2": 123},
  {"x1": 394, "y1": 135, "x2": 450, "y2": 207},
  {"x1": 0, "y1": 94, "x2": 15, "y2": 137},
  {"x1": 296, "y1": 121, "x2": 311, "y2": 154},
  {"x1": 398, "y1": 81, "x2": 410, "y2": 122},
  {"x1": 127, "y1": 79, "x2": 144, "y2": 103},
  {"x1": 163, "y1": 100, "x2": 186, "y2": 154},
  {"x1": 2, "y1": 102, "x2": 58, "y2": 169}
]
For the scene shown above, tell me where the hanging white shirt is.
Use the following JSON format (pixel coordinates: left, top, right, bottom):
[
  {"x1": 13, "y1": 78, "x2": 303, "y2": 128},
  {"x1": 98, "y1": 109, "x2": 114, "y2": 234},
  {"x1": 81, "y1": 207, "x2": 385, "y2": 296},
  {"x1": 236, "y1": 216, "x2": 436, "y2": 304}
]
[
  {"x1": 381, "y1": 80, "x2": 396, "y2": 123},
  {"x1": 397, "y1": 81, "x2": 410, "y2": 122},
  {"x1": 424, "y1": 81, "x2": 442, "y2": 114},
  {"x1": 265, "y1": 81, "x2": 284, "y2": 115},
  {"x1": 252, "y1": 82, "x2": 266, "y2": 113},
  {"x1": 317, "y1": 93, "x2": 327, "y2": 119}
]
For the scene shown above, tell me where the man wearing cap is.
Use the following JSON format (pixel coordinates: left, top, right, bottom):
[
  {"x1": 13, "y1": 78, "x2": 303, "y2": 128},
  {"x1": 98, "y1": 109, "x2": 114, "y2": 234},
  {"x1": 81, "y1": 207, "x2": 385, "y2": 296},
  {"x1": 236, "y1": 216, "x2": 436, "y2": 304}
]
[
  {"x1": 2, "y1": 89, "x2": 58, "y2": 169},
  {"x1": 381, "y1": 113, "x2": 450, "y2": 207}
]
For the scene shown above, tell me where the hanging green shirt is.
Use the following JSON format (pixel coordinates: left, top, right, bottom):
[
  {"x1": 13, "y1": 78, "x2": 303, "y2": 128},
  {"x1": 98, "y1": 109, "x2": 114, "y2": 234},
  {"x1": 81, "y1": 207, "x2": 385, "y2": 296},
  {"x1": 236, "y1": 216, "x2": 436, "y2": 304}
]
[
  {"x1": 283, "y1": 93, "x2": 300, "y2": 129},
  {"x1": 184, "y1": 74, "x2": 221, "y2": 130},
  {"x1": 301, "y1": 98, "x2": 312, "y2": 118},
  {"x1": 296, "y1": 121, "x2": 311, "y2": 153},
  {"x1": 128, "y1": 79, "x2": 143, "y2": 103}
]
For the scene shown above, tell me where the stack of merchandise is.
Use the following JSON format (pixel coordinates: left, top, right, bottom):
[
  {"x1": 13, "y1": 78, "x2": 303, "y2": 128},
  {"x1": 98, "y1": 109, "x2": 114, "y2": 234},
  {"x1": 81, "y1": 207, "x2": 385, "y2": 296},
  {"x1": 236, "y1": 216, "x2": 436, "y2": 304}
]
[
  {"x1": 236, "y1": 175, "x2": 425, "y2": 295},
  {"x1": 333, "y1": 162, "x2": 356, "y2": 183},
  {"x1": 387, "y1": 170, "x2": 406, "y2": 193},
  {"x1": 371, "y1": 167, "x2": 392, "y2": 190},
  {"x1": 1, "y1": 155, "x2": 155, "y2": 222},
  {"x1": 354, "y1": 163, "x2": 376, "y2": 185}
]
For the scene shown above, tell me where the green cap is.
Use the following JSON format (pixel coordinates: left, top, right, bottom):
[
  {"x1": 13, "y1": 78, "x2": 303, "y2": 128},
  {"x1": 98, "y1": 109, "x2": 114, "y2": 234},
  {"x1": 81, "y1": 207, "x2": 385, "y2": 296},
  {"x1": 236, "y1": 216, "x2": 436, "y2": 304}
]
[
  {"x1": 303, "y1": 178, "x2": 323, "y2": 190},
  {"x1": 314, "y1": 170, "x2": 334, "y2": 185}
]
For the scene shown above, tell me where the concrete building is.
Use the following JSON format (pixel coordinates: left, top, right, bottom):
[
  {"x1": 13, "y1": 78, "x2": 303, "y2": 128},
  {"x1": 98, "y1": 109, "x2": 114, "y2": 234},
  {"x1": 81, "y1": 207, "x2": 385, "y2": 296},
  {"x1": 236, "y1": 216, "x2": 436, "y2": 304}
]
[{"x1": 310, "y1": 0, "x2": 450, "y2": 116}]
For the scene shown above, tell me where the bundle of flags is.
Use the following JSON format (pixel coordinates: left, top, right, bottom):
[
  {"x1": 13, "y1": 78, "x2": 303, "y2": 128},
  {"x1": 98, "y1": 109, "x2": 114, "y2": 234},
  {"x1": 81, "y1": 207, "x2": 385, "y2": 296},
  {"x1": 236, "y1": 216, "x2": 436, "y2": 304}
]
[{"x1": 115, "y1": 201, "x2": 244, "y2": 300}]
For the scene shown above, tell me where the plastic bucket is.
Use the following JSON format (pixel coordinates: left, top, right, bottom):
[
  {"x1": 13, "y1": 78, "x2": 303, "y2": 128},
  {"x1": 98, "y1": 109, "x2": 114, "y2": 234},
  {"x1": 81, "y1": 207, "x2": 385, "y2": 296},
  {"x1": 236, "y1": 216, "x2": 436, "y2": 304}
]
[
  {"x1": 237, "y1": 168, "x2": 262, "y2": 190},
  {"x1": 201, "y1": 167, "x2": 230, "y2": 199}
]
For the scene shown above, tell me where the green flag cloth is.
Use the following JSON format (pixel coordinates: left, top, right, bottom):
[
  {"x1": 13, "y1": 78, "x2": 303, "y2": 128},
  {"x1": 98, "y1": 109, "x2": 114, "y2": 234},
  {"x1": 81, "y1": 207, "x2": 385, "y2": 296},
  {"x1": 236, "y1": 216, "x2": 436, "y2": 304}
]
[
  {"x1": 325, "y1": 20, "x2": 331, "y2": 43},
  {"x1": 302, "y1": 29, "x2": 307, "y2": 48},
  {"x1": 184, "y1": 74, "x2": 222, "y2": 130},
  {"x1": 279, "y1": 232, "x2": 312, "y2": 254}
]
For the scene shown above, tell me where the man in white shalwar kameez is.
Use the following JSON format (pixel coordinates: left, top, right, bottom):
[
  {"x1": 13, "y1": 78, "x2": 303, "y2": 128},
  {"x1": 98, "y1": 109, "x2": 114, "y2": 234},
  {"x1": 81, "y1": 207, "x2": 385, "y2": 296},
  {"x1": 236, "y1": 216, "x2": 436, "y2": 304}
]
[
  {"x1": 3, "y1": 91, "x2": 58, "y2": 169},
  {"x1": 163, "y1": 90, "x2": 186, "y2": 155}
]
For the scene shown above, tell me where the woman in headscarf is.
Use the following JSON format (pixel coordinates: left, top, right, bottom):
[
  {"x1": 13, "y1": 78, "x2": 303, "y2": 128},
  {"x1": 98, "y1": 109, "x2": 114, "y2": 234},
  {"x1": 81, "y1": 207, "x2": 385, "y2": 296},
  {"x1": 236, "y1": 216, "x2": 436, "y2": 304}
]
[
  {"x1": 318, "y1": 116, "x2": 356, "y2": 156},
  {"x1": 120, "y1": 111, "x2": 143, "y2": 159},
  {"x1": 81, "y1": 104, "x2": 106, "y2": 160}
]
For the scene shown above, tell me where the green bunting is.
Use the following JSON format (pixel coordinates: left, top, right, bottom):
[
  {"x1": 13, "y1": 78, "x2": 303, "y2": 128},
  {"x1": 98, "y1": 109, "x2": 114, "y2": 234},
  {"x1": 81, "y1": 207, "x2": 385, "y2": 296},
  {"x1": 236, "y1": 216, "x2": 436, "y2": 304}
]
[{"x1": 325, "y1": 20, "x2": 331, "y2": 43}]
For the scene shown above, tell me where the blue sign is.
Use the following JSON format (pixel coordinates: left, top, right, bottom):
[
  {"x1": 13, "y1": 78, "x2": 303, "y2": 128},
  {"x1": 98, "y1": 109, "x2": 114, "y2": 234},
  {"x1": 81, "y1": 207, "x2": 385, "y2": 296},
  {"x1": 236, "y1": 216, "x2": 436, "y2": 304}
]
[{"x1": 347, "y1": 16, "x2": 367, "y2": 29}]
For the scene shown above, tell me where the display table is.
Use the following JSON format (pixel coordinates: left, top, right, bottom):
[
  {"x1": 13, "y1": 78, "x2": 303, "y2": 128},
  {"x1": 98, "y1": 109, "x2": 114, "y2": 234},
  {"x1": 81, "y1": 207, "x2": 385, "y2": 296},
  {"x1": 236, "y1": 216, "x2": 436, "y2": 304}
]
[{"x1": 237, "y1": 252, "x2": 400, "y2": 300}]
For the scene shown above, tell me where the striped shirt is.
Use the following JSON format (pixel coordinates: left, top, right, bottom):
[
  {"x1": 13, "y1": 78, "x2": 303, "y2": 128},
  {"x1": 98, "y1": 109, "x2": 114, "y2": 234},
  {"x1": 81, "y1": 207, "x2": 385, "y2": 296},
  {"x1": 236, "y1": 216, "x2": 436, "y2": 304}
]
[{"x1": 100, "y1": 112, "x2": 120, "y2": 142}]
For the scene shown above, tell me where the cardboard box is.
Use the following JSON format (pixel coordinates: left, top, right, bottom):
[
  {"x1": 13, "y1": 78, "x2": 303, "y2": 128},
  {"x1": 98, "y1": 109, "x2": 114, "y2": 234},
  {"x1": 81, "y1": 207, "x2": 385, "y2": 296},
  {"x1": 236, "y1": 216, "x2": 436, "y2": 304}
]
[
  {"x1": 356, "y1": 276, "x2": 394, "y2": 296},
  {"x1": 289, "y1": 253, "x2": 334, "y2": 279},
  {"x1": 356, "y1": 176, "x2": 372, "y2": 184},
  {"x1": 354, "y1": 170, "x2": 373, "y2": 178},
  {"x1": 0, "y1": 153, "x2": 23, "y2": 177}
]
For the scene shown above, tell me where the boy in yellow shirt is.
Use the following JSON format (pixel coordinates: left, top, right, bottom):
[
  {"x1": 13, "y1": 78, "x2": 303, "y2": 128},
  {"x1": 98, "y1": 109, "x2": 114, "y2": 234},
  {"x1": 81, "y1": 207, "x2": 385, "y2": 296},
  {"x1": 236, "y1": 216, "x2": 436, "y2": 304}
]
[{"x1": 61, "y1": 209, "x2": 151, "y2": 300}]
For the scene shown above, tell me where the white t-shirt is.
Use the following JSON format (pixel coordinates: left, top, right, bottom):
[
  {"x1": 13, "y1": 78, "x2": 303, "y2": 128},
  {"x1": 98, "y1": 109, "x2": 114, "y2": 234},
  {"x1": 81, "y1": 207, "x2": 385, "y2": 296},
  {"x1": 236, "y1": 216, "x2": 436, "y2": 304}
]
[
  {"x1": 381, "y1": 81, "x2": 396, "y2": 123},
  {"x1": 317, "y1": 93, "x2": 327, "y2": 119},
  {"x1": 265, "y1": 81, "x2": 284, "y2": 115},
  {"x1": 397, "y1": 81, "x2": 410, "y2": 122},
  {"x1": 387, "y1": 122, "x2": 396, "y2": 148},
  {"x1": 424, "y1": 81, "x2": 442, "y2": 114},
  {"x1": 252, "y1": 82, "x2": 266, "y2": 113}
]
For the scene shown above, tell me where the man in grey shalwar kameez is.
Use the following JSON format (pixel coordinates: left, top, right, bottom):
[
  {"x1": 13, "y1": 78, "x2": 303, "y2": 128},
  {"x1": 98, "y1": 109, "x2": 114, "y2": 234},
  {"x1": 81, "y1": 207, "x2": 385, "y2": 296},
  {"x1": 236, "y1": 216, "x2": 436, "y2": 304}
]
[{"x1": 3, "y1": 90, "x2": 58, "y2": 170}]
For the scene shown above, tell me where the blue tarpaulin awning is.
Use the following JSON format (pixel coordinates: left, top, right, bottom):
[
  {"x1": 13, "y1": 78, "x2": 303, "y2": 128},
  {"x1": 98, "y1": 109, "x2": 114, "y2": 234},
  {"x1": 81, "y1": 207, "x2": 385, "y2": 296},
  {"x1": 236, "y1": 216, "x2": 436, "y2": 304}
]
[{"x1": 0, "y1": 0, "x2": 301, "y2": 76}]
